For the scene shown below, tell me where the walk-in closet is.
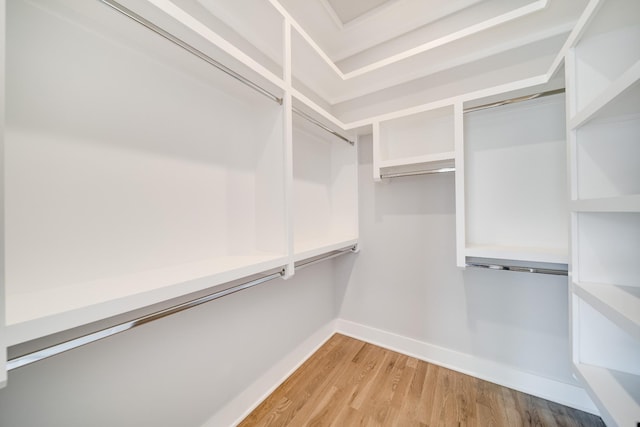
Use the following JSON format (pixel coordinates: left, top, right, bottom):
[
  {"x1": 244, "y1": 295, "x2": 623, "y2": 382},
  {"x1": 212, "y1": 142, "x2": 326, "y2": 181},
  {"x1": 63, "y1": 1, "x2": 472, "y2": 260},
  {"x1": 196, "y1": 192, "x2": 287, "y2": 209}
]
[{"x1": 0, "y1": 0, "x2": 637, "y2": 425}]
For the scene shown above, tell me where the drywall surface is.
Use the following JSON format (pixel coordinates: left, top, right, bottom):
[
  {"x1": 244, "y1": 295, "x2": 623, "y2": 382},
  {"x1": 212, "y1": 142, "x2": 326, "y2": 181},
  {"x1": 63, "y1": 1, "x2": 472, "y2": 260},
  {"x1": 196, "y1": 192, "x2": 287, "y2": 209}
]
[
  {"x1": 0, "y1": 263, "x2": 336, "y2": 427},
  {"x1": 336, "y1": 135, "x2": 577, "y2": 385}
]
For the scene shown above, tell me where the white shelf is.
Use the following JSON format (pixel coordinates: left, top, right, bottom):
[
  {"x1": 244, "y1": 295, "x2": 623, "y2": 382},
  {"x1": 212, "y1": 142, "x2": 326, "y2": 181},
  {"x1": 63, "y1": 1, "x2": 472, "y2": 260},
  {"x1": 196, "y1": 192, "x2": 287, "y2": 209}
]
[
  {"x1": 465, "y1": 245, "x2": 568, "y2": 264},
  {"x1": 574, "y1": 363, "x2": 640, "y2": 427},
  {"x1": 378, "y1": 151, "x2": 455, "y2": 170},
  {"x1": 294, "y1": 237, "x2": 358, "y2": 262},
  {"x1": 571, "y1": 61, "x2": 640, "y2": 129},
  {"x1": 6, "y1": 253, "x2": 288, "y2": 346},
  {"x1": 571, "y1": 195, "x2": 640, "y2": 212},
  {"x1": 575, "y1": 282, "x2": 640, "y2": 342},
  {"x1": 463, "y1": 93, "x2": 568, "y2": 264}
]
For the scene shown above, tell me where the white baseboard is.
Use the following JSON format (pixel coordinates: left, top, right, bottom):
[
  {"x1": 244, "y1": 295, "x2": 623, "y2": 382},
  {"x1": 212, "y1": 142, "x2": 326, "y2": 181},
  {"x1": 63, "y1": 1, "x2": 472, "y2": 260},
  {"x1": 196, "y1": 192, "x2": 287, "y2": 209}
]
[
  {"x1": 335, "y1": 318, "x2": 600, "y2": 416},
  {"x1": 201, "y1": 320, "x2": 337, "y2": 427}
]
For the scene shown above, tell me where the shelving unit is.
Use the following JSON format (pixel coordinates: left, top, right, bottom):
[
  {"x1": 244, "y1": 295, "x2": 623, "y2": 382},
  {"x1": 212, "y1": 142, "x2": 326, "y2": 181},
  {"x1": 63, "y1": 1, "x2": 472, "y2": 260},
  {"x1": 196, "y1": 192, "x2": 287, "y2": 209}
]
[
  {"x1": 372, "y1": 105, "x2": 456, "y2": 181},
  {"x1": 460, "y1": 93, "x2": 568, "y2": 268},
  {"x1": 292, "y1": 105, "x2": 358, "y2": 262},
  {"x1": 4, "y1": 0, "x2": 291, "y2": 345},
  {"x1": 566, "y1": 0, "x2": 640, "y2": 424}
]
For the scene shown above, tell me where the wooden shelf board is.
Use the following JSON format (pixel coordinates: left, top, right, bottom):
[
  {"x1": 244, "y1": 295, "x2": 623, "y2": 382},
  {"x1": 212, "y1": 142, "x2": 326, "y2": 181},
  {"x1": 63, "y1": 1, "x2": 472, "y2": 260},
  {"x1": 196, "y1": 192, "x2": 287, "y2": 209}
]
[
  {"x1": 574, "y1": 363, "x2": 640, "y2": 427},
  {"x1": 379, "y1": 151, "x2": 456, "y2": 169},
  {"x1": 6, "y1": 252, "x2": 289, "y2": 345},
  {"x1": 465, "y1": 245, "x2": 568, "y2": 264},
  {"x1": 294, "y1": 236, "x2": 358, "y2": 262},
  {"x1": 571, "y1": 61, "x2": 640, "y2": 129},
  {"x1": 574, "y1": 282, "x2": 640, "y2": 342},
  {"x1": 571, "y1": 195, "x2": 640, "y2": 212}
]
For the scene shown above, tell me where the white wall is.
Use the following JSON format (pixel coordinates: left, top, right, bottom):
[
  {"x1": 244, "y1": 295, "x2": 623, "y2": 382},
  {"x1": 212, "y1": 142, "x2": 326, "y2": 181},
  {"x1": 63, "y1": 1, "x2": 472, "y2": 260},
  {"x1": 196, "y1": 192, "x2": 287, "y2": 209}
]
[
  {"x1": 0, "y1": 263, "x2": 336, "y2": 427},
  {"x1": 335, "y1": 135, "x2": 590, "y2": 408}
]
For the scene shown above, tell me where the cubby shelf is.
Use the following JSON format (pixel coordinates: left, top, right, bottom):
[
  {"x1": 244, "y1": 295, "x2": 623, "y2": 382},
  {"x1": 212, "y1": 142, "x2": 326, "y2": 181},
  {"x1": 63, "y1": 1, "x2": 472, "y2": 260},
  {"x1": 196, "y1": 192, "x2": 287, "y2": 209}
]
[
  {"x1": 570, "y1": 61, "x2": 640, "y2": 129},
  {"x1": 574, "y1": 282, "x2": 640, "y2": 342},
  {"x1": 574, "y1": 363, "x2": 640, "y2": 427},
  {"x1": 567, "y1": 1, "x2": 640, "y2": 424}
]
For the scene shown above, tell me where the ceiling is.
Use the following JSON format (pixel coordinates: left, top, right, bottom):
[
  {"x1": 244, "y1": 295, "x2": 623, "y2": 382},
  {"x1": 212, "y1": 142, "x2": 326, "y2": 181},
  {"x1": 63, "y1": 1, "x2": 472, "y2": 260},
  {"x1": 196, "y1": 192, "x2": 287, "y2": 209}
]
[{"x1": 323, "y1": 0, "x2": 393, "y2": 25}]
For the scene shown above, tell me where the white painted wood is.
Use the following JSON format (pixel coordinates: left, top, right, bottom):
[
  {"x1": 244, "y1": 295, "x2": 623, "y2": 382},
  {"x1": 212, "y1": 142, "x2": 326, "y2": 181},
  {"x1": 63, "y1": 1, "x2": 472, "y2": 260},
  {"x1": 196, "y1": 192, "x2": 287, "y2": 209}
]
[
  {"x1": 0, "y1": 0, "x2": 6, "y2": 389},
  {"x1": 335, "y1": 318, "x2": 599, "y2": 415},
  {"x1": 572, "y1": 0, "x2": 640, "y2": 114},
  {"x1": 378, "y1": 106, "x2": 454, "y2": 161},
  {"x1": 577, "y1": 298, "x2": 640, "y2": 375},
  {"x1": 292, "y1": 111, "x2": 358, "y2": 261},
  {"x1": 575, "y1": 114, "x2": 640, "y2": 200},
  {"x1": 571, "y1": 195, "x2": 640, "y2": 212},
  {"x1": 570, "y1": 61, "x2": 640, "y2": 129},
  {"x1": 378, "y1": 152, "x2": 455, "y2": 169},
  {"x1": 372, "y1": 121, "x2": 382, "y2": 181},
  {"x1": 574, "y1": 282, "x2": 640, "y2": 342},
  {"x1": 177, "y1": 0, "x2": 285, "y2": 77},
  {"x1": 464, "y1": 94, "x2": 568, "y2": 263},
  {"x1": 5, "y1": 0, "x2": 288, "y2": 344},
  {"x1": 341, "y1": 0, "x2": 549, "y2": 79},
  {"x1": 147, "y1": 0, "x2": 286, "y2": 90},
  {"x1": 454, "y1": 103, "x2": 466, "y2": 268},
  {"x1": 576, "y1": 213, "x2": 640, "y2": 288},
  {"x1": 465, "y1": 245, "x2": 568, "y2": 264},
  {"x1": 574, "y1": 362, "x2": 640, "y2": 427}
]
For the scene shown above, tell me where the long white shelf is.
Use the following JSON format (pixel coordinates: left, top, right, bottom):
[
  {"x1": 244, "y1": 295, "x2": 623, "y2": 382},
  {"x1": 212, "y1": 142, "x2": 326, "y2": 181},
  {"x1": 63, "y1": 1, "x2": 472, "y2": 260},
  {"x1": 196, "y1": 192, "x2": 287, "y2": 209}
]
[
  {"x1": 574, "y1": 363, "x2": 640, "y2": 427},
  {"x1": 570, "y1": 61, "x2": 640, "y2": 130},
  {"x1": 6, "y1": 253, "x2": 289, "y2": 345},
  {"x1": 378, "y1": 151, "x2": 456, "y2": 169},
  {"x1": 571, "y1": 195, "x2": 640, "y2": 213},
  {"x1": 574, "y1": 282, "x2": 640, "y2": 342},
  {"x1": 294, "y1": 237, "x2": 359, "y2": 262},
  {"x1": 465, "y1": 244, "x2": 568, "y2": 264}
]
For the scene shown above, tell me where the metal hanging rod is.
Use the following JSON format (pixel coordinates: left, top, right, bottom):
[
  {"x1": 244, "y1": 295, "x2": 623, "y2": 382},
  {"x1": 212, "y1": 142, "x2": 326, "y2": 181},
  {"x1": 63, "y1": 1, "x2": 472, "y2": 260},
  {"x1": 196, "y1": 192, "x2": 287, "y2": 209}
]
[
  {"x1": 380, "y1": 167, "x2": 455, "y2": 179},
  {"x1": 463, "y1": 88, "x2": 565, "y2": 113},
  {"x1": 466, "y1": 262, "x2": 568, "y2": 276},
  {"x1": 7, "y1": 269, "x2": 285, "y2": 371},
  {"x1": 295, "y1": 245, "x2": 358, "y2": 271},
  {"x1": 99, "y1": 0, "x2": 283, "y2": 105},
  {"x1": 293, "y1": 108, "x2": 355, "y2": 145}
]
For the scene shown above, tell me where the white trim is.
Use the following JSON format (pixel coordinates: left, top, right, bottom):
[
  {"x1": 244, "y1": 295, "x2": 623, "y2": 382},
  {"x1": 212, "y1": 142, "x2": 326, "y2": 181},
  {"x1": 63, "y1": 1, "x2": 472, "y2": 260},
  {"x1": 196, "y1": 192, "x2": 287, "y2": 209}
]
[
  {"x1": 201, "y1": 320, "x2": 338, "y2": 427},
  {"x1": 343, "y1": 0, "x2": 550, "y2": 79},
  {"x1": 335, "y1": 318, "x2": 600, "y2": 416}
]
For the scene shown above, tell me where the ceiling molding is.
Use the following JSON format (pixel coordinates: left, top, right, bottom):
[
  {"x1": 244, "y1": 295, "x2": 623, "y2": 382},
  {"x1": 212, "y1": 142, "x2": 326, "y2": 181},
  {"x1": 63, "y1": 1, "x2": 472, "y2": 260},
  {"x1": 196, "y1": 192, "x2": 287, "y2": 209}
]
[{"x1": 341, "y1": 0, "x2": 550, "y2": 79}]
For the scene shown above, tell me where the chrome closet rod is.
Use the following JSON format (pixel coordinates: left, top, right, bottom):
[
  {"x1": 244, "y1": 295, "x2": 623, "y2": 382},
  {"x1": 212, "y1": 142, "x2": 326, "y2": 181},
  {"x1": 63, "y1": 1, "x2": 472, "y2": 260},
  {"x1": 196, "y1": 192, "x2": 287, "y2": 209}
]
[
  {"x1": 463, "y1": 88, "x2": 565, "y2": 113},
  {"x1": 295, "y1": 245, "x2": 357, "y2": 271},
  {"x1": 7, "y1": 270, "x2": 285, "y2": 371},
  {"x1": 380, "y1": 167, "x2": 455, "y2": 179},
  {"x1": 293, "y1": 108, "x2": 355, "y2": 145},
  {"x1": 99, "y1": 0, "x2": 283, "y2": 104},
  {"x1": 466, "y1": 262, "x2": 568, "y2": 276}
]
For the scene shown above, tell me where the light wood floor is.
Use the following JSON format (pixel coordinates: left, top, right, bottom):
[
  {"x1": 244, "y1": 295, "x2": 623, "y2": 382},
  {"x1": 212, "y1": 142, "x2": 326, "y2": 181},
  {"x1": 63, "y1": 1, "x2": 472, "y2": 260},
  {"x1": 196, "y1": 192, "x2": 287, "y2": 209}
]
[{"x1": 239, "y1": 334, "x2": 604, "y2": 427}]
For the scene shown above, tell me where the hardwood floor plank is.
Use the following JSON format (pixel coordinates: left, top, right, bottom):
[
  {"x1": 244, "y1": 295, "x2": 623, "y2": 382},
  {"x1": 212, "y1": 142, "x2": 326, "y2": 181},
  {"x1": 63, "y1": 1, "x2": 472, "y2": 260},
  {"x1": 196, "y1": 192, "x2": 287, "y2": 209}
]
[{"x1": 240, "y1": 334, "x2": 605, "y2": 427}]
